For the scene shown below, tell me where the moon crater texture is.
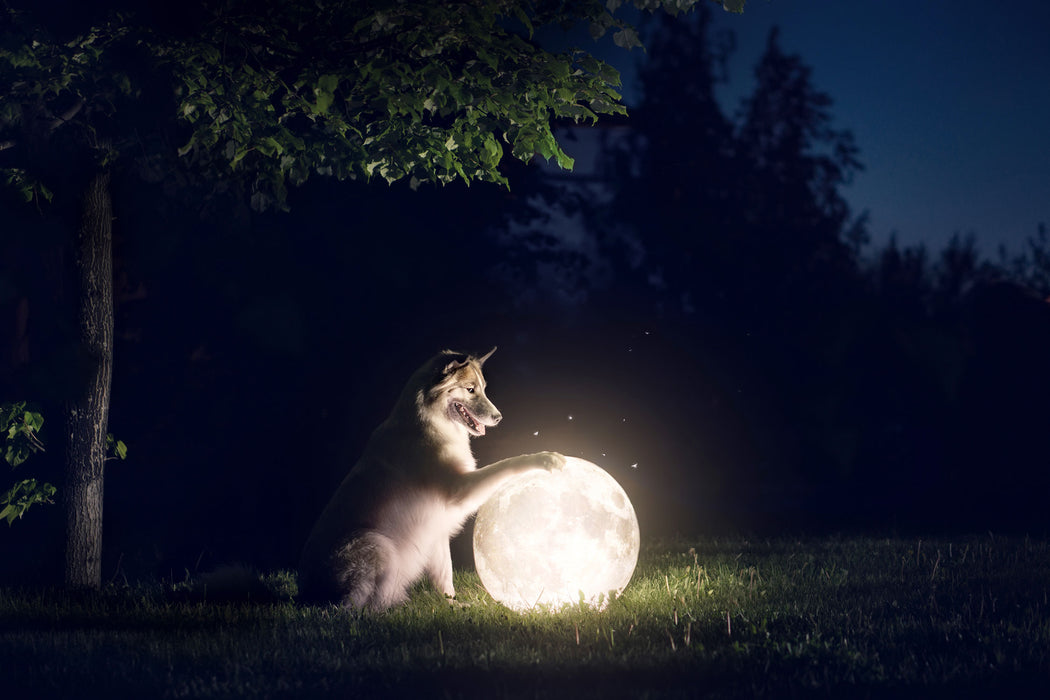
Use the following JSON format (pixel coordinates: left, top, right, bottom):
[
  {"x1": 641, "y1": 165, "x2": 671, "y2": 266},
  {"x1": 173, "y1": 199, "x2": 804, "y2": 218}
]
[{"x1": 473, "y1": 456, "x2": 640, "y2": 611}]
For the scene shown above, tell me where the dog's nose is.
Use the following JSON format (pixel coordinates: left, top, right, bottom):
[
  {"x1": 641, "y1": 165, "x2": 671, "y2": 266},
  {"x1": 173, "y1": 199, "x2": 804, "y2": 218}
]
[{"x1": 492, "y1": 412, "x2": 502, "y2": 424}]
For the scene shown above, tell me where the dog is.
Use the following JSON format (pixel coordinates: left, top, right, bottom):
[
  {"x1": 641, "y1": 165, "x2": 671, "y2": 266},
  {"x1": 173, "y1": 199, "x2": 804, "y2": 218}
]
[{"x1": 298, "y1": 347, "x2": 564, "y2": 611}]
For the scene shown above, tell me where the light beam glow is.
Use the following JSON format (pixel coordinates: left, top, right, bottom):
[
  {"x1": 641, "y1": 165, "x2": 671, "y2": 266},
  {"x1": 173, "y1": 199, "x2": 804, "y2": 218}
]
[{"x1": 473, "y1": 456, "x2": 640, "y2": 611}]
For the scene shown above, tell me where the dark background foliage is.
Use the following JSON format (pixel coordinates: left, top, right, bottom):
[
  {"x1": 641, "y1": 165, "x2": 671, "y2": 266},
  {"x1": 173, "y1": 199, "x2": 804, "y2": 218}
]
[{"x1": 2, "y1": 4, "x2": 1048, "y2": 584}]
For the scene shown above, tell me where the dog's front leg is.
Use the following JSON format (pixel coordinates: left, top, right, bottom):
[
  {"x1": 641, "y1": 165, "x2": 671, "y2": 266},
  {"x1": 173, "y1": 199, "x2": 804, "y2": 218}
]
[
  {"x1": 452, "y1": 451, "x2": 565, "y2": 515},
  {"x1": 427, "y1": 539, "x2": 455, "y2": 599}
]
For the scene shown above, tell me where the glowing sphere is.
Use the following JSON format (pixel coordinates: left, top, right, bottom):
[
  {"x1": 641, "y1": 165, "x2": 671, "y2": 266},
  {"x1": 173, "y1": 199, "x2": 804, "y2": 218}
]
[{"x1": 473, "y1": 456, "x2": 640, "y2": 611}]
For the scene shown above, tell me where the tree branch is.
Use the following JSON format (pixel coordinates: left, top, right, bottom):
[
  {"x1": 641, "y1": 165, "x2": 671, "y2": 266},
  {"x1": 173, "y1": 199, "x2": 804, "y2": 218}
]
[
  {"x1": 0, "y1": 98, "x2": 85, "y2": 153},
  {"x1": 48, "y1": 97, "x2": 86, "y2": 132}
]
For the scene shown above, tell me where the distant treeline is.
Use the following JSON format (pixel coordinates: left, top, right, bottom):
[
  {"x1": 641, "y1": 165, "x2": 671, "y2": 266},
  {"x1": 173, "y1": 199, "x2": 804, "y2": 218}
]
[{"x1": 1, "y1": 6, "x2": 1047, "y2": 584}]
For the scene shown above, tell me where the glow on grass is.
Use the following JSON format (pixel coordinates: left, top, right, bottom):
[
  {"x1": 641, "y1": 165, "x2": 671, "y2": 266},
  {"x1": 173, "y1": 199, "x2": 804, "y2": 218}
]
[{"x1": 473, "y1": 456, "x2": 640, "y2": 611}]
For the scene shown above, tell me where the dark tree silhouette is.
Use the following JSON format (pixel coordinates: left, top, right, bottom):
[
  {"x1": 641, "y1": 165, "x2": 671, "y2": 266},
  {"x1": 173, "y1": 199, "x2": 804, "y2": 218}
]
[
  {"x1": 560, "y1": 12, "x2": 880, "y2": 530},
  {"x1": 603, "y1": 8, "x2": 737, "y2": 315},
  {"x1": 730, "y1": 28, "x2": 863, "y2": 322},
  {"x1": 1001, "y1": 223, "x2": 1050, "y2": 297},
  {"x1": 2, "y1": 0, "x2": 734, "y2": 588}
]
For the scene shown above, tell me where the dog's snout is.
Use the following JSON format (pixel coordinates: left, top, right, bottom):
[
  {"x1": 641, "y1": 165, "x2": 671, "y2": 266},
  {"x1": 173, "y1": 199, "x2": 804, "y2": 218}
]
[{"x1": 491, "y1": 412, "x2": 502, "y2": 425}]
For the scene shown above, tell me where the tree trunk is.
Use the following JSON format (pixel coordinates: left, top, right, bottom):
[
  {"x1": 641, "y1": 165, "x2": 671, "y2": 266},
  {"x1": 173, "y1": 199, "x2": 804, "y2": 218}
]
[{"x1": 63, "y1": 170, "x2": 113, "y2": 590}]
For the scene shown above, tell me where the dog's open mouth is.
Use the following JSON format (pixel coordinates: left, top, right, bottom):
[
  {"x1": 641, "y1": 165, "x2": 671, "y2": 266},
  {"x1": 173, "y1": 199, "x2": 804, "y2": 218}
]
[{"x1": 451, "y1": 401, "x2": 485, "y2": 436}]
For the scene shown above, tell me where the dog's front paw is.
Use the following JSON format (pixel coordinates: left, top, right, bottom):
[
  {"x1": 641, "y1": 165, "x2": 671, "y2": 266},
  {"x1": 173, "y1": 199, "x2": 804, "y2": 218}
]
[{"x1": 532, "y1": 451, "x2": 566, "y2": 472}]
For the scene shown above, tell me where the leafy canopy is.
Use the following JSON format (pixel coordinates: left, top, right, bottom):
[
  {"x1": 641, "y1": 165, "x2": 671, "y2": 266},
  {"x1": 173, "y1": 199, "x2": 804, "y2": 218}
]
[
  {"x1": 0, "y1": 402, "x2": 53, "y2": 526},
  {"x1": 1, "y1": 401, "x2": 44, "y2": 469},
  {"x1": 0, "y1": 9, "x2": 137, "y2": 202},
  {"x1": 1, "y1": 0, "x2": 745, "y2": 210}
]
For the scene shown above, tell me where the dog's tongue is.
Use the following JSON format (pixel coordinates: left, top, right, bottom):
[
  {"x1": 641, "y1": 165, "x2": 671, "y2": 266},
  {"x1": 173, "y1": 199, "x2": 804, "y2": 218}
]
[{"x1": 456, "y1": 402, "x2": 484, "y2": 435}]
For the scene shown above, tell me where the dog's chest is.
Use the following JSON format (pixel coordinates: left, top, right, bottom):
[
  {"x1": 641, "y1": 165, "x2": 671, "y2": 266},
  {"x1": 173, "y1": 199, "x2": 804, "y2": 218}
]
[{"x1": 379, "y1": 486, "x2": 465, "y2": 542}]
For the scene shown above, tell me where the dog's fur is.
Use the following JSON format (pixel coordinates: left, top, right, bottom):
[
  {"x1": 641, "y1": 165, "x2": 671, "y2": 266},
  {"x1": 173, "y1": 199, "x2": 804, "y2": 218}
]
[{"x1": 298, "y1": 348, "x2": 564, "y2": 611}]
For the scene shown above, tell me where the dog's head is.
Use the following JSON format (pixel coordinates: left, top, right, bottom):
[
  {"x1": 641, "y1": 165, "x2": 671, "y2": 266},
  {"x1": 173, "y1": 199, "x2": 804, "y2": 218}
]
[{"x1": 423, "y1": 347, "x2": 502, "y2": 437}]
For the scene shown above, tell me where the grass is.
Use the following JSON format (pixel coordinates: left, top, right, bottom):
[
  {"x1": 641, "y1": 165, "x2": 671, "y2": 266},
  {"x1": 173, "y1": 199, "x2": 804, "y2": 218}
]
[{"x1": 2, "y1": 535, "x2": 1049, "y2": 698}]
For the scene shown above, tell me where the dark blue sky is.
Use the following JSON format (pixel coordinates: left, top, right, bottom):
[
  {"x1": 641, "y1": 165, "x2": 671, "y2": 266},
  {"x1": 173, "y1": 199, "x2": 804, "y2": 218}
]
[{"x1": 604, "y1": 0, "x2": 1050, "y2": 259}]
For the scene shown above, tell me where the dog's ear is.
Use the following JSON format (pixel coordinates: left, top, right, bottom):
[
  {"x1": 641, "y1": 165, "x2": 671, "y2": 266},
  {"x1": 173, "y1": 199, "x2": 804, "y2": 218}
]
[
  {"x1": 476, "y1": 346, "x2": 497, "y2": 367},
  {"x1": 441, "y1": 352, "x2": 471, "y2": 376}
]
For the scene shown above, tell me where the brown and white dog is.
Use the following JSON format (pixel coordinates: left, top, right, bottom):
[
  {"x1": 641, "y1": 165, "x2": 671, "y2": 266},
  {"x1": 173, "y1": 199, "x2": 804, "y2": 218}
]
[{"x1": 298, "y1": 348, "x2": 564, "y2": 611}]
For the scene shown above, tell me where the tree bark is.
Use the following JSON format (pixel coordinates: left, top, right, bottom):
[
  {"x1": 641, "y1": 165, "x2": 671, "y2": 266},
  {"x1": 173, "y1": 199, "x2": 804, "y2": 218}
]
[{"x1": 63, "y1": 170, "x2": 113, "y2": 590}]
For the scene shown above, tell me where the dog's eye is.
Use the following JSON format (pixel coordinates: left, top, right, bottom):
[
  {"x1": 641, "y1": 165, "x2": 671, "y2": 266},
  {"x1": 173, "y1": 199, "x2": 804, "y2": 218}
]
[{"x1": 466, "y1": 386, "x2": 475, "y2": 394}]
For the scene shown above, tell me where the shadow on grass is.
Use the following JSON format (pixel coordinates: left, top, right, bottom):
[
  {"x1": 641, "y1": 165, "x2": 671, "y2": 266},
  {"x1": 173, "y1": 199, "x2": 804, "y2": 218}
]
[{"x1": 2, "y1": 535, "x2": 1049, "y2": 698}]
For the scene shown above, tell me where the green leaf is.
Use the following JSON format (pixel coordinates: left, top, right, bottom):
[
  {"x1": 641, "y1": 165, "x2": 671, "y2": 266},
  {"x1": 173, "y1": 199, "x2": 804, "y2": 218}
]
[
  {"x1": 555, "y1": 87, "x2": 576, "y2": 102},
  {"x1": 554, "y1": 146, "x2": 575, "y2": 171},
  {"x1": 257, "y1": 136, "x2": 285, "y2": 157},
  {"x1": 107, "y1": 434, "x2": 128, "y2": 461},
  {"x1": 589, "y1": 13, "x2": 615, "y2": 40},
  {"x1": 550, "y1": 59, "x2": 571, "y2": 80},
  {"x1": 579, "y1": 55, "x2": 603, "y2": 76},
  {"x1": 2, "y1": 402, "x2": 45, "y2": 468},
  {"x1": 612, "y1": 27, "x2": 643, "y2": 51},
  {"x1": 0, "y1": 504, "x2": 17, "y2": 526},
  {"x1": 230, "y1": 146, "x2": 252, "y2": 166},
  {"x1": 482, "y1": 133, "x2": 502, "y2": 167},
  {"x1": 317, "y1": 74, "x2": 340, "y2": 93},
  {"x1": 3, "y1": 445, "x2": 21, "y2": 468},
  {"x1": 314, "y1": 74, "x2": 339, "y2": 114},
  {"x1": 535, "y1": 135, "x2": 554, "y2": 162},
  {"x1": 597, "y1": 62, "x2": 621, "y2": 86},
  {"x1": 511, "y1": 6, "x2": 534, "y2": 37},
  {"x1": 0, "y1": 478, "x2": 56, "y2": 525},
  {"x1": 25, "y1": 412, "x2": 43, "y2": 433}
]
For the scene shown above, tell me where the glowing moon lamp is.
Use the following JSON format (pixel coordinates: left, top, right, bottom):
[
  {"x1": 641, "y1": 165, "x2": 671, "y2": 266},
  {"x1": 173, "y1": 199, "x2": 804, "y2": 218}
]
[{"x1": 473, "y1": 456, "x2": 640, "y2": 611}]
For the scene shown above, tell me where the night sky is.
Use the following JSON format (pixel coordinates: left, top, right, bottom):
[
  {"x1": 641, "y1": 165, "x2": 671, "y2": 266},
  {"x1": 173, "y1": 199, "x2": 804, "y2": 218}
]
[{"x1": 600, "y1": 0, "x2": 1050, "y2": 258}]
